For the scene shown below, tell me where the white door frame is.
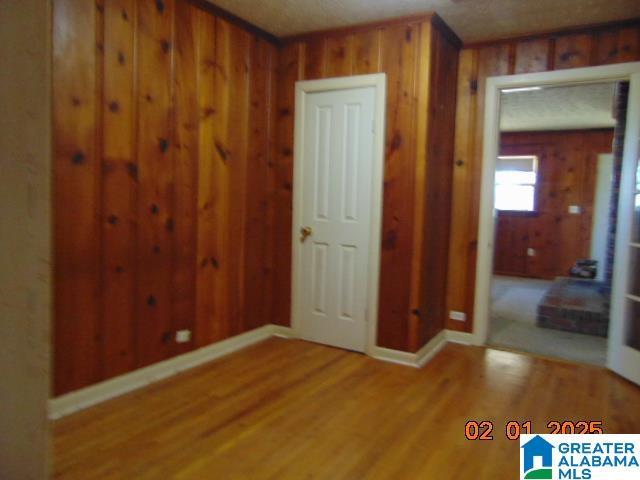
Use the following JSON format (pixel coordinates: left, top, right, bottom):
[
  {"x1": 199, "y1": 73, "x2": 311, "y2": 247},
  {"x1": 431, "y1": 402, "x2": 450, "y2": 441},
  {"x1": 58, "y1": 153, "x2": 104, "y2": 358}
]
[
  {"x1": 291, "y1": 73, "x2": 387, "y2": 356},
  {"x1": 472, "y1": 62, "x2": 640, "y2": 365}
]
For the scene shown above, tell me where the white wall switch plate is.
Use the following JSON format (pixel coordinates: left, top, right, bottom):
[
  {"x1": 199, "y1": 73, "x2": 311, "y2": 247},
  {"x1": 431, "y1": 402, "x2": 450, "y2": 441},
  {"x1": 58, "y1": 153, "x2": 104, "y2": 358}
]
[
  {"x1": 568, "y1": 205, "x2": 581, "y2": 214},
  {"x1": 175, "y1": 330, "x2": 192, "y2": 343},
  {"x1": 449, "y1": 311, "x2": 466, "y2": 322},
  {"x1": 527, "y1": 247, "x2": 536, "y2": 257}
]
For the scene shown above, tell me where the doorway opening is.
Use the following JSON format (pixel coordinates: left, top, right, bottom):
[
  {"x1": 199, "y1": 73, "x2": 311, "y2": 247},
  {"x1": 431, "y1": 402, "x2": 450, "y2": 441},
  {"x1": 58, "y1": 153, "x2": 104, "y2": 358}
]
[
  {"x1": 488, "y1": 82, "x2": 623, "y2": 365},
  {"x1": 473, "y1": 63, "x2": 640, "y2": 384}
]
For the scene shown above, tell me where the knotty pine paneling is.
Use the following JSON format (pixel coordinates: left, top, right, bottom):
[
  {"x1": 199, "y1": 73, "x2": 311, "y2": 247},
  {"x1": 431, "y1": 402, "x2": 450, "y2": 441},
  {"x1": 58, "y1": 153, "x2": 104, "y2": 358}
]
[
  {"x1": 211, "y1": 18, "x2": 232, "y2": 342},
  {"x1": 414, "y1": 28, "x2": 459, "y2": 349},
  {"x1": 53, "y1": 0, "x2": 278, "y2": 395},
  {"x1": 494, "y1": 130, "x2": 614, "y2": 279},
  {"x1": 172, "y1": 0, "x2": 199, "y2": 356},
  {"x1": 274, "y1": 17, "x2": 460, "y2": 352},
  {"x1": 377, "y1": 22, "x2": 420, "y2": 351},
  {"x1": 134, "y1": 0, "x2": 175, "y2": 368},
  {"x1": 353, "y1": 29, "x2": 381, "y2": 74},
  {"x1": 226, "y1": 24, "x2": 251, "y2": 338},
  {"x1": 446, "y1": 22, "x2": 640, "y2": 333},
  {"x1": 554, "y1": 33, "x2": 592, "y2": 69},
  {"x1": 54, "y1": 0, "x2": 102, "y2": 394},
  {"x1": 514, "y1": 38, "x2": 550, "y2": 73},
  {"x1": 271, "y1": 42, "x2": 302, "y2": 330},
  {"x1": 101, "y1": 0, "x2": 137, "y2": 376},
  {"x1": 245, "y1": 37, "x2": 276, "y2": 332},
  {"x1": 194, "y1": 8, "x2": 216, "y2": 347}
]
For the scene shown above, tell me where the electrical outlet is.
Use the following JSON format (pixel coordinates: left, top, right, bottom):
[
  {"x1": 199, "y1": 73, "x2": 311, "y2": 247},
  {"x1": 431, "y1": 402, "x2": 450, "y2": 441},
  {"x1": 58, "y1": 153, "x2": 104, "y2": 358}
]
[
  {"x1": 527, "y1": 248, "x2": 536, "y2": 257},
  {"x1": 568, "y1": 205, "x2": 581, "y2": 214},
  {"x1": 449, "y1": 311, "x2": 466, "y2": 322},
  {"x1": 175, "y1": 330, "x2": 192, "y2": 343}
]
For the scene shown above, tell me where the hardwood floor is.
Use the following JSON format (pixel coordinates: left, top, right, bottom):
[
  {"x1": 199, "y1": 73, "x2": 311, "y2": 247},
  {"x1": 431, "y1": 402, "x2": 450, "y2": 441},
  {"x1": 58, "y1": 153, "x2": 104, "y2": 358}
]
[{"x1": 53, "y1": 338, "x2": 640, "y2": 479}]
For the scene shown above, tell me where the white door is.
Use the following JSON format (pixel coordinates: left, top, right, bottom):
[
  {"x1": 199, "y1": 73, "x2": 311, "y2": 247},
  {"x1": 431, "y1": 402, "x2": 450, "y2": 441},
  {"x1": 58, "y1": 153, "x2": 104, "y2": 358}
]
[
  {"x1": 609, "y1": 73, "x2": 640, "y2": 386},
  {"x1": 295, "y1": 86, "x2": 376, "y2": 352}
]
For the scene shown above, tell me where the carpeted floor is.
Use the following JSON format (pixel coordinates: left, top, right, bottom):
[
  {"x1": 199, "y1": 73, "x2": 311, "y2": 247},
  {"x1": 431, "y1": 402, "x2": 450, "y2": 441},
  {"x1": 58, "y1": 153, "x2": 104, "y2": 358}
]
[{"x1": 488, "y1": 275, "x2": 608, "y2": 366}]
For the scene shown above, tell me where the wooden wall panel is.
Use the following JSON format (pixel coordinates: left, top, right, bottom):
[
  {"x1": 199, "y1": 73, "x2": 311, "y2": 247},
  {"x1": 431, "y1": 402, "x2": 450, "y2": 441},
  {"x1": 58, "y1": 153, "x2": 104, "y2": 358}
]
[
  {"x1": 618, "y1": 28, "x2": 640, "y2": 63},
  {"x1": 408, "y1": 22, "x2": 432, "y2": 351},
  {"x1": 53, "y1": 0, "x2": 102, "y2": 394},
  {"x1": 325, "y1": 35, "x2": 354, "y2": 77},
  {"x1": 553, "y1": 33, "x2": 592, "y2": 69},
  {"x1": 272, "y1": 43, "x2": 302, "y2": 327},
  {"x1": 244, "y1": 38, "x2": 277, "y2": 331},
  {"x1": 304, "y1": 38, "x2": 327, "y2": 79},
  {"x1": 211, "y1": 18, "x2": 231, "y2": 342},
  {"x1": 376, "y1": 23, "x2": 419, "y2": 350},
  {"x1": 514, "y1": 38, "x2": 550, "y2": 73},
  {"x1": 353, "y1": 30, "x2": 381, "y2": 75},
  {"x1": 447, "y1": 21, "x2": 640, "y2": 333},
  {"x1": 195, "y1": 9, "x2": 216, "y2": 347},
  {"x1": 263, "y1": 42, "x2": 279, "y2": 332},
  {"x1": 494, "y1": 130, "x2": 614, "y2": 279},
  {"x1": 449, "y1": 43, "x2": 510, "y2": 330},
  {"x1": 594, "y1": 30, "x2": 623, "y2": 66},
  {"x1": 101, "y1": 0, "x2": 137, "y2": 375},
  {"x1": 446, "y1": 48, "x2": 477, "y2": 333},
  {"x1": 53, "y1": 0, "x2": 278, "y2": 395},
  {"x1": 593, "y1": 27, "x2": 640, "y2": 65},
  {"x1": 415, "y1": 26, "x2": 458, "y2": 348},
  {"x1": 275, "y1": 17, "x2": 460, "y2": 352},
  {"x1": 494, "y1": 214, "x2": 528, "y2": 275},
  {"x1": 134, "y1": 0, "x2": 175, "y2": 367},
  {"x1": 227, "y1": 24, "x2": 251, "y2": 337},
  {"x1": 172, "y1": 0, "x2": 198, "y2": 355}
]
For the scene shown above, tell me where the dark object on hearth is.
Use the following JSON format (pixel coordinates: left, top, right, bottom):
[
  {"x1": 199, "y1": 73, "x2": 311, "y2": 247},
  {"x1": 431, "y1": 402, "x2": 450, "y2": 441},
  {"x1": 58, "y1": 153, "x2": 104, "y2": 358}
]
[{"x1": 569, "y1": 259, "x2": 597, "y2": 279}]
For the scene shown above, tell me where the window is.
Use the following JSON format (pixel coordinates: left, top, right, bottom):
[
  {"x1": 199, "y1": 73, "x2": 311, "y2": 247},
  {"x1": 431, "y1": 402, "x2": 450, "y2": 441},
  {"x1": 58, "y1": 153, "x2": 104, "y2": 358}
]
[{"x1": 495, "y1": 155, "x2": 538, "y2": 212}]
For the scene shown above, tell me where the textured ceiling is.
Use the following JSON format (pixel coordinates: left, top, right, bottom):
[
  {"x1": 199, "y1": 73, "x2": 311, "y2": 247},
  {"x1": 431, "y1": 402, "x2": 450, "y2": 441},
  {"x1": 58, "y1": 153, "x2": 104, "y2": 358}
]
[
  {"x1": 207, "y1": 0, "x2": 640, "y2": 42},
  {"x1": 500, "y1": 82, "x2": 617, "y2": 132}
]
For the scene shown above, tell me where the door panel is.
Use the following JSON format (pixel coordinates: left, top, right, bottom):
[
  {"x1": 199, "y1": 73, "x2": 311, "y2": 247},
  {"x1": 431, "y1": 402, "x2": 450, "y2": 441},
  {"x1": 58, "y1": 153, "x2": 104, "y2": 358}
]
[
  {"x1": 625, "y1": 159, "x2": 640, "y2": 351},
  {"x1": 313, "y1": 106, "x2": 332, "y2": 221},
  {"x1": 297, "y1": 86, "x2": 375, "y2": 352},
  {"x1": 338, "y1": 245, "x2": 356, "y2": 320},
  {"x1": 609, "y1": 74, "x2": 640, "y2": 386},
  {"x1": 630, "y1": 164, "x2": 640, "y2": 351},
  {"x1": 311, "y1": 242, "x2": 328, "y2": 315}
]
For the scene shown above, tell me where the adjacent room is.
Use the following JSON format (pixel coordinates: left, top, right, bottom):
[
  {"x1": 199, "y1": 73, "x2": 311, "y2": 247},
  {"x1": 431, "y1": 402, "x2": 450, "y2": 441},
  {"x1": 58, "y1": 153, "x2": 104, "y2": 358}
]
[
  {"x1": 488, "y1": 82, "x2": 624, "y2": 366},
  {"x1": 3, "y1": 1, "x2": 640, "y2": 479}
]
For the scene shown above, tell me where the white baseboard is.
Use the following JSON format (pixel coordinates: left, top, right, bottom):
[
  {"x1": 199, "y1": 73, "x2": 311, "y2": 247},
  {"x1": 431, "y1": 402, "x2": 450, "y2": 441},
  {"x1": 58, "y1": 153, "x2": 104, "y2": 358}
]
[
  {"x1": 370, "y1": 330, "x2": 447, "y2": 368},
  {"x1": 445, "y1": 330, "x2": 476, "y2": 345},
  {"x1": 370, "y1": 346, "x2": 418, "y2": 367},
  {"x1": 48, "y1": 324, "x2": 292, "y2": 420},
  {"x1": 271, "y1": 324, "x2": 295, "y2": 338},
  {"x1": 415, "y1": 330, "x2": 448, "y2": 367},
  {"x1": 49, "y1": 325, "x2": 474, "y2": 419}
]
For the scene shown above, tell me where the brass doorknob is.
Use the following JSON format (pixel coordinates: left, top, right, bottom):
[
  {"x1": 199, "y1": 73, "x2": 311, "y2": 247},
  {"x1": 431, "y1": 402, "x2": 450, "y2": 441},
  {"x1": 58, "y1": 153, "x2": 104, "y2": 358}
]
[{"x1": 300, "y1": 226, "x2": 313, "y2": 242}]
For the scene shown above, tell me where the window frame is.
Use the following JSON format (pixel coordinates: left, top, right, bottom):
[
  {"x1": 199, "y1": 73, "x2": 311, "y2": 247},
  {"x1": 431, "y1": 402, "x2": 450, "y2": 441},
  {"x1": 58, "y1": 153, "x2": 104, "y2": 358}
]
[{"x1": 494, "y1": 154, "x2": 539, "y2": 214}]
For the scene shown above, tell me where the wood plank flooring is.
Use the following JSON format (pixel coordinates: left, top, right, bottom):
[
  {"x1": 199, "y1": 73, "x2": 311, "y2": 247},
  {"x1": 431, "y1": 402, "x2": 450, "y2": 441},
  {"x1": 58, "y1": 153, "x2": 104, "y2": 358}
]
[{"x1": 53, "y1": 338, "x2": 640, "y2": 479}]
